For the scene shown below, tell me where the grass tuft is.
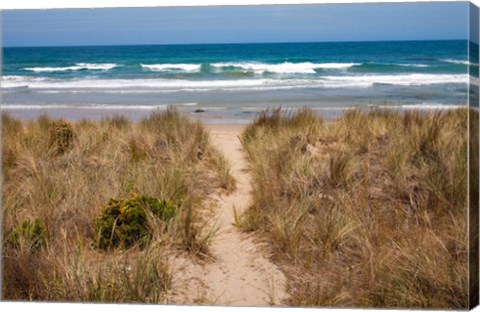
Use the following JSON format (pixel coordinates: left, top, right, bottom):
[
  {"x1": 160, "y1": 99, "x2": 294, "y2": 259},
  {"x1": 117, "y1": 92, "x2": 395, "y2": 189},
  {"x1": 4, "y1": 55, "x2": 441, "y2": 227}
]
[{"x1": 48, "y1": 119, "x2": 76, "y2": 156}]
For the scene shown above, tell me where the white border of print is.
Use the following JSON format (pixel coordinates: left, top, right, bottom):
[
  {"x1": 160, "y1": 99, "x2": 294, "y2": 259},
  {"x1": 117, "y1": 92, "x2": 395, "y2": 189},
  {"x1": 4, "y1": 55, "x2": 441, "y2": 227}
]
[{"x1": 0, "y1": 2, "x2": 478, "y2": 312}]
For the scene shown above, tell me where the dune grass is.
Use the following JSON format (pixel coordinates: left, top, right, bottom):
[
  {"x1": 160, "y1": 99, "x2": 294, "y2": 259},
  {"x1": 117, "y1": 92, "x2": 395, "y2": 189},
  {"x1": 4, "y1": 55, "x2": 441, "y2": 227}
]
[
  {"x1": 1, "y1": 109, "x2": 235, "y2": 302},
  {"x1": 239, "y1": 107, "x2": 469, "y2": 309}
]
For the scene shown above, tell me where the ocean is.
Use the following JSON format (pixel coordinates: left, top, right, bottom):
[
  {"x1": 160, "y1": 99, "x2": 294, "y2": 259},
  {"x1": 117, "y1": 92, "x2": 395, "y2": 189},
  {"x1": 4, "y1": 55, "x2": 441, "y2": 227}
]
[{"x1": 1, "y1": 40, "x2": 471, "y2": 120}]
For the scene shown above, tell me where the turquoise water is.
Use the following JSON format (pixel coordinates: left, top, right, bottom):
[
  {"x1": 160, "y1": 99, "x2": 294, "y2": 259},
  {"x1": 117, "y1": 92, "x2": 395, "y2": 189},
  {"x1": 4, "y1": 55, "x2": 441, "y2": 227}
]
[{"x1": 1, "y1": 40, "x2": 471, "y2": 117}]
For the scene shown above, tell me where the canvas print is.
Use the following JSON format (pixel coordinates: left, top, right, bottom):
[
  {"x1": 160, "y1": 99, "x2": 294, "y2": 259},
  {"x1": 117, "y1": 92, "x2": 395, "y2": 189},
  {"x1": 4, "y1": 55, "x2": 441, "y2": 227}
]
[{"x1": 1, "y1": 1, "x2": 479, "y2": 309}]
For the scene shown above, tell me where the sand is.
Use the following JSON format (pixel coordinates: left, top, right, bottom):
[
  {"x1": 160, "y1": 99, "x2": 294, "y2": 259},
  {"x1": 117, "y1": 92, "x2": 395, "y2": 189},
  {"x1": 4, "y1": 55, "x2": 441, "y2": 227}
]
[
  {"x1": 0, "y1": 107, "x2": 252, "y2": 124},
  {"x1": 170, "y1": 124, "x2": 288, "y2": 306}
]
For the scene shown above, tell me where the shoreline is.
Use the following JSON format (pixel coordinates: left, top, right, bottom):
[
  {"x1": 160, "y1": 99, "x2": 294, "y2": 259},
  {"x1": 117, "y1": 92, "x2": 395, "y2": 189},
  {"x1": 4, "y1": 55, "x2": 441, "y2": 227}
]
[
  {"x1": 0, "y1": 104, "x2": 469, "y2": 124},
  {"x1": 0, "y1": 106, "x2": 252, "y2": 124}
]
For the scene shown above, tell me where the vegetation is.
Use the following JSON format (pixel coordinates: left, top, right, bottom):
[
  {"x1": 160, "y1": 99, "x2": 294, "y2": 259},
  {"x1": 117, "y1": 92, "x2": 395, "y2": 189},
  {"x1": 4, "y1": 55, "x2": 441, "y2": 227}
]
[
  {"x1": 2, "y1": 109, "x2": 234, "y2": 302},
  {"x1": 94, "y1": 193, "x2": 178, "y2": 250},
  {"x1": 239, "y1": 107, "x2": 469, "y2": 309},
  {"x1": 8, "y1": 218, "x2": 46, "y2": 252},
  {"x1": 2, "y1": 106, "x2": 471, "y2": 307},
  {"x1": 48, "y1": 119, "x2": 76, "y2": 155}
]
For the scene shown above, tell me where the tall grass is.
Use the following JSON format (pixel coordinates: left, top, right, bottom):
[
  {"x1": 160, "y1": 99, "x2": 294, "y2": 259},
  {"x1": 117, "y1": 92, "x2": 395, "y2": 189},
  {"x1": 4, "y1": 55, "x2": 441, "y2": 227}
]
[
  {"x1": 240, "y1": 107, "x2": 469, "y2": 308},
  {"x1": 2, "y1": 109, "x2": 234, "y2": 301}
]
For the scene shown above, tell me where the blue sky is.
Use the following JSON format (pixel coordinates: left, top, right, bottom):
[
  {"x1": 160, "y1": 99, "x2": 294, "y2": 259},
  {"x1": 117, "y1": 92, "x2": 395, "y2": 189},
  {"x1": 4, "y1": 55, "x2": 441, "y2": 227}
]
[{"x1": 2, "y1": 2, "x2": 469, "y2": 47}]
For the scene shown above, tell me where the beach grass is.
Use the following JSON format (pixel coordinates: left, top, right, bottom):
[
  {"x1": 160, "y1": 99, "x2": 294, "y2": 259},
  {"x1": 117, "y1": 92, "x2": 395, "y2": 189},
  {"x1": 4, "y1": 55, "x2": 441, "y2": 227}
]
[
  {"x1": 239, "y1": 107, "x2": 469, "y2": 308},
  {"x1": 1, "y1": 108, "x2": 234, "y2": 302}
]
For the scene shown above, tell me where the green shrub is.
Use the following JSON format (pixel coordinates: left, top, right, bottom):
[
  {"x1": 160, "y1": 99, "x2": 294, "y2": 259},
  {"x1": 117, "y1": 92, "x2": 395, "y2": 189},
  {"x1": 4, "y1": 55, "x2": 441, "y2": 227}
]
[
  {"x1": 94, "y1": 193, "x2": 177, "y2": 250},
  {"x1": 148, "y1": 197, "x2": 177, "y2": 221},
  {"x1": 9, "y1": 219, "x2": 46, "y2": 251}
]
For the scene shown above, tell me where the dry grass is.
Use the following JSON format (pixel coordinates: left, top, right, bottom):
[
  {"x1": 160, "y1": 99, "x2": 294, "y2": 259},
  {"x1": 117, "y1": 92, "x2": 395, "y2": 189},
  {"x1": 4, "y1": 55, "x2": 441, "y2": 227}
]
[
  {"x1": 240, "y1": 107, "x2": 469, "y2": 309},
  {"x1": 1, "y1": 108, "x2": 234, "y2": 302}
]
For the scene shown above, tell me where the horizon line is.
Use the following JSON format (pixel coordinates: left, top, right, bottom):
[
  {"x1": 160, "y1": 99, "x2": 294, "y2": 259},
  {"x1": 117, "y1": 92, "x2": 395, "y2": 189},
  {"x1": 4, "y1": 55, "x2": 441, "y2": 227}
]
[{"x1": 3, "y1": 38, "x2": 469, "y2": 49}]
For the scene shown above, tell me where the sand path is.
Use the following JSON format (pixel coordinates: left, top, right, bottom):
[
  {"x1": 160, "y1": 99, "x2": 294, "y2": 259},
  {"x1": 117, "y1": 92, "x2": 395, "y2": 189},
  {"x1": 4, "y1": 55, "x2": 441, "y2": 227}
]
[{"x1": 193, "y1": 124, "x2": 287, "y2": 306}]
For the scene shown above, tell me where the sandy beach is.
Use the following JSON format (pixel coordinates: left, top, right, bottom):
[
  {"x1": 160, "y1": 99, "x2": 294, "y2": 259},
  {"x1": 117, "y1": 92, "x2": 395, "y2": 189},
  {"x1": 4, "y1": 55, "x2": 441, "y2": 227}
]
[
  {"x1": 171, "y1": 122, "x2": 288, "y2": 306},
  {"x1": 0, "y1": 106, "x2": 253, "y2": 124}
]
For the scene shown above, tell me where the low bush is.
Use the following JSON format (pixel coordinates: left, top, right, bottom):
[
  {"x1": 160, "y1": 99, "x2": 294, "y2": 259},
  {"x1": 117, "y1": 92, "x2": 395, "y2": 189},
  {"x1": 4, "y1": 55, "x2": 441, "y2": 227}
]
[{"x1": 94, "y1": 193, "x2": 177, "y2": 250}]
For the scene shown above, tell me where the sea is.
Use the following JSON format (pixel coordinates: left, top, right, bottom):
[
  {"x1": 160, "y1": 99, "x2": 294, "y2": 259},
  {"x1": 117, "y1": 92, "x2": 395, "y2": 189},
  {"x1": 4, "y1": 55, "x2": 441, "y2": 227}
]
[{"x1": 1, "y1": 40, "x2": 472, "y2": 121}]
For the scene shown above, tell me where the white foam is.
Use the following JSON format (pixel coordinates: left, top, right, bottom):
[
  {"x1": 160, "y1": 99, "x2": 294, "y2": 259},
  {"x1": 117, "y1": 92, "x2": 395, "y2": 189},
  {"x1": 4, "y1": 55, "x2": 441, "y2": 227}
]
[
  {"x1": 23, "y1": 63, "x2": 119, "y2": 72},
  {"x1": 213, "y1": 62, "x2": 359, "y2": 74},
  {"x1": 320, "y1": 73, "x2": 468, "y2": 88},
  {"x1": 76, "y1": 63, "x2": 119, "y2": 70},
  {"x1": 3, "y1": 103, "x2": 454, "y2": 111},
  {"x1": 1, "y1": 73, "x2": 468, "y2": 92},
  {"x1": 141, "y1": 63, "x2": 201, "y2": 72},
  {"x1": 1, "y1": 76, "x2": 269, "y2": 90},
  {"x1": 382, "y1": 104, "x2": 466, "y2": 110},
  {"x1": 399, "y1": 63, "x2": 430, "y2": 68},
  {"x1": 1, "y1": 75, "x2": 49, "y2": 88},
  {"x1": 2, "y1": 75, "x2": 49, "y2": 82},
  {"x1": 441, "y1": 59, "x2": 470, "y2": 65},
  {"x1": 138, "y1": 62, "x2": 359, "y2": 74},
  {"x1": 1, "y1": 104, "x2": 168, "y2": 110},
  {"x1": 24, "y1": 66, "x2": 82, "y2": 72},
  {"x1": 407, "y1": 104, "x2": 466, "y2": 109}
]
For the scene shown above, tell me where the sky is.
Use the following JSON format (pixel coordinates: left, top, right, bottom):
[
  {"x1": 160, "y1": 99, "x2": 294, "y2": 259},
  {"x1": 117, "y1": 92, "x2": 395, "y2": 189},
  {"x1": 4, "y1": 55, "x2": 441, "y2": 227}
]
[{"x1": 1, "y1": 2, "x2": 470, "y2": 47}]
